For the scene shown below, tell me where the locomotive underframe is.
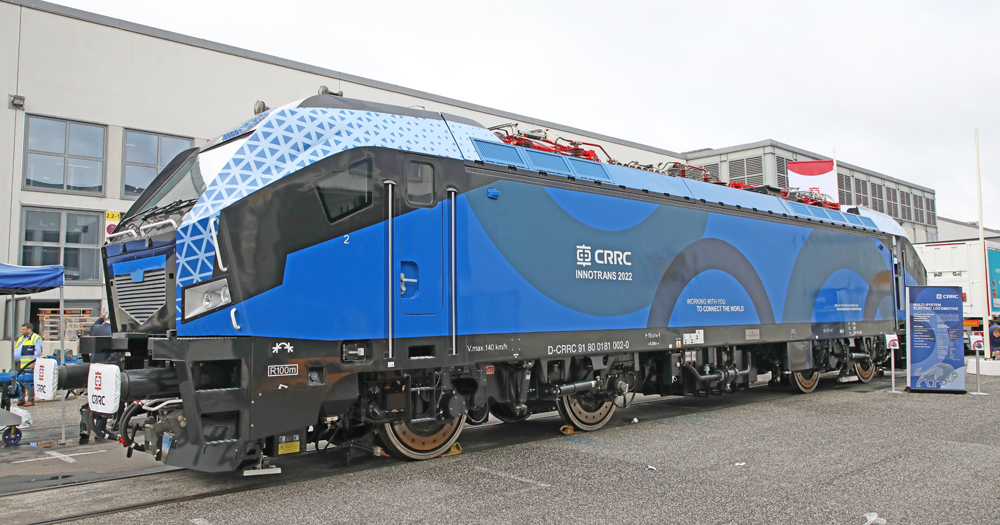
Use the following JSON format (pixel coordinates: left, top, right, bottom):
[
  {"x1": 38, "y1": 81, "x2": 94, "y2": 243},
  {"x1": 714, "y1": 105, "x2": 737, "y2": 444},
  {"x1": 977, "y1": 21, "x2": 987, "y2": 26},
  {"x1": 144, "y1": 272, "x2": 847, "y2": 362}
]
[{"x1": 82, "y1": 324, "x2": 888, "y2": 471}]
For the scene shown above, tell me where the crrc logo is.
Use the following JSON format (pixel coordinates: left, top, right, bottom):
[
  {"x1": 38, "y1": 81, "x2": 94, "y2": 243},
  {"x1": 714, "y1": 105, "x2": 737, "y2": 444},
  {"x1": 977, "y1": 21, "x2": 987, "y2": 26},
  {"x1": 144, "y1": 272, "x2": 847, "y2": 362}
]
[
  {"x1": 936, "y1": 294, "x2": 959, "y2": 300},
  {"x1": 576, "y1": 244, "x2": 631, "y2": 267},
  {"x1": 94, "y1": 371, "x2": 102, "y2": 390}
]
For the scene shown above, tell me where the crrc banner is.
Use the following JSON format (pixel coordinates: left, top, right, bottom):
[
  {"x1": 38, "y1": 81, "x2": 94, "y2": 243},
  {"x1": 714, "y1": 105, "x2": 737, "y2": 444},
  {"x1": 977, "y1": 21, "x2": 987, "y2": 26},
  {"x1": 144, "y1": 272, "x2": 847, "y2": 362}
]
[{"x1": 906, "y1": 286, "x2": 965, "y2": 393}]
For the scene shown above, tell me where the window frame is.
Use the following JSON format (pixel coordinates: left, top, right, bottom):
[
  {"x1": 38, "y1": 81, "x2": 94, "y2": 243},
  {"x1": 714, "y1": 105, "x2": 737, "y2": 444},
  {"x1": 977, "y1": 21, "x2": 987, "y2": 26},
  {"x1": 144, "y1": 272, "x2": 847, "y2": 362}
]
[
  {"x1": 314, "y1": 156, "x2": 374, "y2": 224},
  {"x1": 20, "y1": 206, "x2": 104, "y2": 285},
  {"x1": 22, "y1": 114, "x2": 108, "y2": 196},
  {"x1": 121, "y1": 128, "x2": 194, "y2": 200},
  {"x1": 404, "y1": 158, "x2": 440, "y2": 208}
]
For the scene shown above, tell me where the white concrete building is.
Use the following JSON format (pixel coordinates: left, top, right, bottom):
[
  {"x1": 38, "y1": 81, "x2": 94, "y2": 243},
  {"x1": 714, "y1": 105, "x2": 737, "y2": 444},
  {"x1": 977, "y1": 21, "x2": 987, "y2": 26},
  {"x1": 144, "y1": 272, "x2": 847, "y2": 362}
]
[
  {"x1": 936, "y1": 216, "x2": 1000, "y2": 243},
  {"x1": 0, "y1": 0, "x2": 942, "y2": 364},
  {"x1": 684, "y1": 140, "x2": 939, "y2": 243}
]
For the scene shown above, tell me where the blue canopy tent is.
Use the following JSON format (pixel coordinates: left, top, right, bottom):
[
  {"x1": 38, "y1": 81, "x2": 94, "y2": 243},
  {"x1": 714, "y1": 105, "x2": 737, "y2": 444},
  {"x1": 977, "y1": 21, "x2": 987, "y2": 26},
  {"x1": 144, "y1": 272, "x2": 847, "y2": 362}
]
[{"x1": 0, "y1": 263, "x2": 65, "y2": 445}]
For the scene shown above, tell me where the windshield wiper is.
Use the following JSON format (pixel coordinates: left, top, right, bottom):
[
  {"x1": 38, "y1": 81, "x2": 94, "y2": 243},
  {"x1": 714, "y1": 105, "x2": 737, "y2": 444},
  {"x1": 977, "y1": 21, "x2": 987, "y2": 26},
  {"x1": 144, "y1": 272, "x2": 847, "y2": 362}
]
[{"x1": 120, "y1": 198, "x2": 199, "y2": 231}]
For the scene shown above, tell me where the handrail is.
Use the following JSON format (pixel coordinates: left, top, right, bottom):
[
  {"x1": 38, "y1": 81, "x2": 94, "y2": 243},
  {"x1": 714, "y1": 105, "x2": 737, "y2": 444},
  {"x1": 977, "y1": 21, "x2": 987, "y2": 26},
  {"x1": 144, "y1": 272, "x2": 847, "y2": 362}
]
[
  {"x1": 106, "y1": 229, "x2": 138, "y2": 241},
  {"x1": 139, "y1": 219, "x2": 178, "y2": 234},
  {"x1": 385, "y1": 180, "x2": 396, "y2": 360},
  {"x1": 210, "y1": 217, "x2": 228, "y2": 272}
]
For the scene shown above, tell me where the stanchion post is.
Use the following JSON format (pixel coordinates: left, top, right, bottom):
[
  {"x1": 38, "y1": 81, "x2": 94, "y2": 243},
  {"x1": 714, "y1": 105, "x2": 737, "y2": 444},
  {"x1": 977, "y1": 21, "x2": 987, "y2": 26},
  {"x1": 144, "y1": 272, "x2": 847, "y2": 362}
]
[
  {"x1": 887, "y1": 346, "x2": 902, "y2": 393},
  {"x1": 970, "y1": 127, "x2": 989, "y2": 396}
]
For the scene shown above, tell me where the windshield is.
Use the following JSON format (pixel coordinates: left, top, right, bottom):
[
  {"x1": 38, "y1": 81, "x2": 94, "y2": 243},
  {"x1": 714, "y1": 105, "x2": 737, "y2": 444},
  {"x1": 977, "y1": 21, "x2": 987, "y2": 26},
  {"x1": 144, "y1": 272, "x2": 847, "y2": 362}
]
[
  {"x1": 134, "y1": 154, "x2": 205, "y2": 215},
  {"x1": 901, "y1": 237, "x2": 927, "y2": 285}
]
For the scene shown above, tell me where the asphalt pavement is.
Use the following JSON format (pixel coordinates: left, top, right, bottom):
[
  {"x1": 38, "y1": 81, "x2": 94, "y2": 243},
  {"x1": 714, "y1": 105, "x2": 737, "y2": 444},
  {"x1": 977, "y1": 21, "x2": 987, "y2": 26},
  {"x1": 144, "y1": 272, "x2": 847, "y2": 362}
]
[{"x1": 3, "y1": 370, "x2": 997, "y2": 525}]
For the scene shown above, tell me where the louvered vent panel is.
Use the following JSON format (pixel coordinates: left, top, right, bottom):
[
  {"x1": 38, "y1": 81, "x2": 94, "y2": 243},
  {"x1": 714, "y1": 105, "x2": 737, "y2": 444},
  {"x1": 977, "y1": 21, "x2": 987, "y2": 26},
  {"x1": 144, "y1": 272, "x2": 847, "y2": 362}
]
[
  {"x1": 701, "y1": 164, "x2": 720, "y2": 180},
  {"x1": 728, "y1": 159, "x2": 746, "y2": 182},
  {"x1": 777, "y1": 174, "x2": 788, "y2": 188},
  {"x1": 746, "y1": 156, "x2": 763, "y2": 175},
  {"x1": 747, "y1": 174, "x2": 764, "y2": 186},
  {"x1": 776, "y1": 156, "x2": 788, "y2": 175},
  {"x1": 114, "y1": 269, "x2": 167, "y2": 324}
]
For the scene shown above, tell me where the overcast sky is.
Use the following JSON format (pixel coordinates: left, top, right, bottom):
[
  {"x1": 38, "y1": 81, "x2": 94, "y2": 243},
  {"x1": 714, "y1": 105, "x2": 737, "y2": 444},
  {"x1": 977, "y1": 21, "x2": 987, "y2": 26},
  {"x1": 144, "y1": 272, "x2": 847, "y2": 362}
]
[{"x1": 52, "y1": 0, "x2": 1000, "y2": 228}]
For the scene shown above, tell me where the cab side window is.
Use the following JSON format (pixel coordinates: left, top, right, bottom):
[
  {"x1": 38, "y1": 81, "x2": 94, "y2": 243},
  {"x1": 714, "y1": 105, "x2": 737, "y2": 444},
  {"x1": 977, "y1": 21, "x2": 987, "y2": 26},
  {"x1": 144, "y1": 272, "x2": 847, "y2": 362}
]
[
  {"x1": 315, "y1": 158, "x2": 373, "y2": 222},
  {"x1": 406, "y1": 161, "x2": 434, "y2": 206}
]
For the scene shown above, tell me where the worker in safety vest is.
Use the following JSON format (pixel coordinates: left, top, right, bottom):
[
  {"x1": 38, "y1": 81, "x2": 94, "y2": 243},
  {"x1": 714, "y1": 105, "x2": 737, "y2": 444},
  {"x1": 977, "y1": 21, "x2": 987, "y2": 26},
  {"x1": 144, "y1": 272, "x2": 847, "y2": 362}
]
[{"x1": 13, "y1": 322, "x2": 43, "y2": 406}]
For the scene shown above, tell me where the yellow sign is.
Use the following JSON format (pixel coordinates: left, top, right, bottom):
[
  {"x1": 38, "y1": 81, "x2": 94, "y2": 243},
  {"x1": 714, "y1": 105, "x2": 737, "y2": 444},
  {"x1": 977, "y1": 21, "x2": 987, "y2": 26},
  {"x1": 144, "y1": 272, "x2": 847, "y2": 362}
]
[
  {"x1": 278, "y1": 441, "x2": 300, "y2": 455},
  {"x1": 106, "y1": 211, "x2": 121, "y2": 222}
]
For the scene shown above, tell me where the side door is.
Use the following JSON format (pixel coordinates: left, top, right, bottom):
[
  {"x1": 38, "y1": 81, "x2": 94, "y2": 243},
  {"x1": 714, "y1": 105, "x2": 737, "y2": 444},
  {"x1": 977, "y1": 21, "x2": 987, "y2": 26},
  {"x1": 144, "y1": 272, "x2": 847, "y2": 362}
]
[{"x1": 393, "y1": 156, "x2": 446, "y2": 329}]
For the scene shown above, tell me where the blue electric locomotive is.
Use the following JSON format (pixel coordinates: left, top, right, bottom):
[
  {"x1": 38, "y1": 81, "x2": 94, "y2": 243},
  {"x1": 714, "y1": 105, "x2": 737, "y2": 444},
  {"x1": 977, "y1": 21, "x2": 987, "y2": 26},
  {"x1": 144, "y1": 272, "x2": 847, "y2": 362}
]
[{"x1": 76, "y1": 94, "x2": 924, "y2": 472}]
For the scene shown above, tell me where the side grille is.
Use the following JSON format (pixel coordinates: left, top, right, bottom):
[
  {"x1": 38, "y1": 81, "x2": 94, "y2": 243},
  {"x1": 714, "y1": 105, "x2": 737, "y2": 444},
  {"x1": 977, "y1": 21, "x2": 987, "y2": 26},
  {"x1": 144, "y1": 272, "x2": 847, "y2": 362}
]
[{"x1": 114, "y1": 269, "x2": 167, "y2": 324}]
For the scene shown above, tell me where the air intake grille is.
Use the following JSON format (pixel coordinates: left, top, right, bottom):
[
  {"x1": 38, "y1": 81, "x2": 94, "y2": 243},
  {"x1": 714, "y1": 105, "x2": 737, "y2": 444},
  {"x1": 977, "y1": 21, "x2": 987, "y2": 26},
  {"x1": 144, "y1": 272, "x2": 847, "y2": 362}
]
[
  {"x1": 471, "y1": 139, "x2": 528, "y2": 169},
  {"x1": 524, "y1": 149, "x2": 571, "y2": 175},
  {"x1": 566, "y1": 158, "x2": 611, "y2": 181},
  {"x1": 114, "y1": 269, "x2": 167, "y2": 324}
]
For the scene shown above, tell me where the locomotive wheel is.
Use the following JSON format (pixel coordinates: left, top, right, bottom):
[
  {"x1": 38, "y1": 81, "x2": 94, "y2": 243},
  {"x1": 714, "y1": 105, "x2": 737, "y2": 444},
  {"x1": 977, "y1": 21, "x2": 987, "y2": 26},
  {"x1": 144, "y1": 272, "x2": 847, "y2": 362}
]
[
  {"x1": 855, "y1": 359, "x2": 876, "y2": 383},
  {"x1": 379, "y1": 417, "x2": 464, "y2": 460},
  {"x1": 557, "y1": 393, "x2": 616, "y2": 431},
  {"x1": 790, "y1": 370, "x2": 819, "y2": 394},
  {"x1": 489, "y1": 404, "x2": 531, "y2": 423}
]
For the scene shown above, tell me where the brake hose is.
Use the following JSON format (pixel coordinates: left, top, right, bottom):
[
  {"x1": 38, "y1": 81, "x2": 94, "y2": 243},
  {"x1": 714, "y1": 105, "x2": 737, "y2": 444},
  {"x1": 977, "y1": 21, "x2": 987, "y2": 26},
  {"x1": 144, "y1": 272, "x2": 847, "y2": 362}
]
[{"x1": 118, "y1": 402, "x2": 146, "y2": 454}]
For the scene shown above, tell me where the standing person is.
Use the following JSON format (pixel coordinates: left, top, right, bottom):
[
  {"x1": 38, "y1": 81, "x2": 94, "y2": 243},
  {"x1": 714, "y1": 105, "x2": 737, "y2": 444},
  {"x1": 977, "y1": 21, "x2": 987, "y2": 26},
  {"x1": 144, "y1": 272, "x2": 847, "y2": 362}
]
[
  {"x1": 990, "y1": 323, "x2": 1000, "y2": 360},
  {"x1": 80, "y1": 309, "x2": 112, "y2": 444},
  {"x1": 13, "y1": 323, "x2": 43, "y2": 407}
]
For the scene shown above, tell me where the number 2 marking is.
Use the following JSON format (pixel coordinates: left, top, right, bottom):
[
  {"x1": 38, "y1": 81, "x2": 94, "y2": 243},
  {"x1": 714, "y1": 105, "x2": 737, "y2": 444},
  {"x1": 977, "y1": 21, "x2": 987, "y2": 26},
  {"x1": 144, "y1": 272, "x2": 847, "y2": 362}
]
[{"x1": 344, "y1": 235, "x2": 350, "y2": 244}]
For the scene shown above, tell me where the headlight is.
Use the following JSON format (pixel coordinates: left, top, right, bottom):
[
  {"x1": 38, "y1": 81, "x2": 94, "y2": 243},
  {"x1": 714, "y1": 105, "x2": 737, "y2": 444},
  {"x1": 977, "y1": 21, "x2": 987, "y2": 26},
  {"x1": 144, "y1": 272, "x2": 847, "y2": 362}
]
[{"x1": 184, "y1": 278, "x2": 232, "y2": 320}]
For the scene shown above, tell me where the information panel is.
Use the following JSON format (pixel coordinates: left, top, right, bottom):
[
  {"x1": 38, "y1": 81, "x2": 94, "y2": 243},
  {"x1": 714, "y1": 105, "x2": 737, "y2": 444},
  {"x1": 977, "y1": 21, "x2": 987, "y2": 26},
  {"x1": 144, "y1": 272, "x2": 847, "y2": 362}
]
[
  {"x1": 988, "y1": 249, "x2": 1000, "y2": 314},
  {"x1": 906, "y1": 286, "x2": 965, "y2": 392}
]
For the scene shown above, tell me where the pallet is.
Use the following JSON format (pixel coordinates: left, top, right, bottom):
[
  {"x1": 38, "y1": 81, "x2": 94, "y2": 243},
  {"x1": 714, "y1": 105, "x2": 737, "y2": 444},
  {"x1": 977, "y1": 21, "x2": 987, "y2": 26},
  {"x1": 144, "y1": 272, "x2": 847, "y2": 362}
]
[
  {"x1": 37, "y1": 308, "x2": 92, "y2": 316},
  {"x1": 38, "y1": 311, "x2": 99, "y2": 341}
]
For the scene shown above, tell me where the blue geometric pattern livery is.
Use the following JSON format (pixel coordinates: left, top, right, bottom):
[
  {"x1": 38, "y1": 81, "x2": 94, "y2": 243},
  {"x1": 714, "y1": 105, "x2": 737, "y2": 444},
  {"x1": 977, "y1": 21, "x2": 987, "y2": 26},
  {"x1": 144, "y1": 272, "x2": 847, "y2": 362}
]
[
  {"x1": 185, "y1": 107, "x2": 467, "y2": 225},
  {"x1": 176, "y1": 107, "x2": 488, "y2": 323},
  {"x1": 220, "y1": 109, "x2": 272, "y2": 142},
  {"x1": 175, "y1": 217, "x2": 216, "y2": 319},
  {"x1": 444, "y1": 121, "x2": 503, "y2": 162}
]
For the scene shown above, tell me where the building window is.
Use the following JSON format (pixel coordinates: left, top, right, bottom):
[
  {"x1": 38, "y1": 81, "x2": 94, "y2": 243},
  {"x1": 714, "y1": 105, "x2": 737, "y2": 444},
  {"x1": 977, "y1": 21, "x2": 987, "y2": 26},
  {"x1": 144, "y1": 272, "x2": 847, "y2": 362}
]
[
  {"x1": 776, "y1": 156, "x2": 790, "y2": 188},
  {"x1": 123, "y1": 130, "x2": 193, "y2": 198},
  {"x1": 926, "y1": 198, "x2": 936, "y2": 226},
  {"x1": 886, "y1": 187, "x2": 899, "y2": 218},
  {"x1": 900, "y1": 191, "x2": 912, "y2": 221},
  {"x1": 870, "y1": 183, "x2": 884, "y2": 213},
  {"x1": 23, "y1": 116, "x2": 105, "y2": 194},
  {"x1": 838, "y1": 173, "x2": 853, "y2": 205},
  {"x1": 913, "y1": 195, "x2": 924, "y2": 224},
  {"x1": 21, "y1": 208, "x2": 102, "y2": 282},
  {"x1": 854, "y1": 178, "x2": 869, "y2": 207}
]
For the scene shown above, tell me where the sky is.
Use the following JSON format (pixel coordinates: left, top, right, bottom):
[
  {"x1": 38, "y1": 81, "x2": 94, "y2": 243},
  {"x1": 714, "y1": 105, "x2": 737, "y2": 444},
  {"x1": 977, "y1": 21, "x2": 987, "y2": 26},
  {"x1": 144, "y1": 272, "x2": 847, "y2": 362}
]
[{"x1": 50, "y1": 0, "x2": 1000, "y2": 228}]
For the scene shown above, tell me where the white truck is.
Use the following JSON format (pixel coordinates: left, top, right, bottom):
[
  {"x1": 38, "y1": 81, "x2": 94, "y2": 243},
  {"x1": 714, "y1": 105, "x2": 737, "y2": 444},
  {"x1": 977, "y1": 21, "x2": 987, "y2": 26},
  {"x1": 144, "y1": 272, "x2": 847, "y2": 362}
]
[{"x1": 914, "y1": 239, "x2": 1000, "y2": 351}]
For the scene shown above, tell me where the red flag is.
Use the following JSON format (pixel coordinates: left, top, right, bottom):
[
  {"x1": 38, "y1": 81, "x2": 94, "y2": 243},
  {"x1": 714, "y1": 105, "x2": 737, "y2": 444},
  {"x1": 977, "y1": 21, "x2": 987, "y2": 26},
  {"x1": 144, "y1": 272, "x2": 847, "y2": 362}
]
[{"x1": 787, "y1": 160, "x2": 838, "y2": 203}]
